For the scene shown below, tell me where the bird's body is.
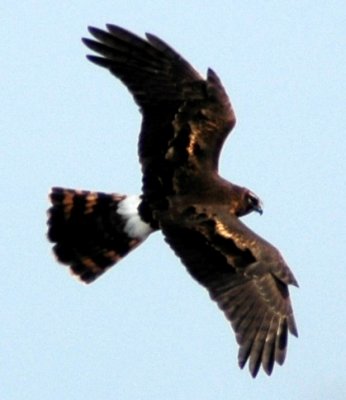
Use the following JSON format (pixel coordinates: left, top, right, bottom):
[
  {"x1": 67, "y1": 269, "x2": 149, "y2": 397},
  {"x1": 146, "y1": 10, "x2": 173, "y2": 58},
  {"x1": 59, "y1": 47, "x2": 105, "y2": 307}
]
[{"x1": 47, "y1": 25, "x2": 298, "y2": 377}]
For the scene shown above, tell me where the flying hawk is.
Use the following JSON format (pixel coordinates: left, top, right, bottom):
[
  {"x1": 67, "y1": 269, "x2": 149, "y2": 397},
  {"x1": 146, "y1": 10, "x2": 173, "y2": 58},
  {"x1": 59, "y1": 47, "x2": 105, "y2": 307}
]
[{"x1": 47, "y1": 25, "x2": 298, "y2": 377}]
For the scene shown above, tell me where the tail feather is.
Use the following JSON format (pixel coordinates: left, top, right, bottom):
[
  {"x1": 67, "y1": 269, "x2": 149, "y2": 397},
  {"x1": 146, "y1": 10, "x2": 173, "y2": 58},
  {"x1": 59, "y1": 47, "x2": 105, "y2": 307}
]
[{"x1": 47, "y1": 187, "x2": 153, "y2": 283}]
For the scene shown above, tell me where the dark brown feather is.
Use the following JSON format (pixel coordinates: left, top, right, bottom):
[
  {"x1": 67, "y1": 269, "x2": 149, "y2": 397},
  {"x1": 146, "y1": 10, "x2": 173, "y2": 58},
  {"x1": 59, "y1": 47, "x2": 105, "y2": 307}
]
[
  {"x1": 158, "y1": 204, "x2": 297, "y2": 377},
  {"x1": 48, "y1": 188, "x2": 145, "y2": 283},
  {"x1": 83, "y1": 25, "x2": 236, "y2": 214},
  {"x1": 47, "y1": 25, "x2": 297, "y2": 378}
]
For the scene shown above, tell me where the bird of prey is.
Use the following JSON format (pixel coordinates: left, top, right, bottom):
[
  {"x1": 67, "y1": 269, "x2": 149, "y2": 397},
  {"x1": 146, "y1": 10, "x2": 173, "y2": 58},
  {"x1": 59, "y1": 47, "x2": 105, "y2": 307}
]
[{"x1": 47, "y1": 24, "x2": 298, "y2": 377}]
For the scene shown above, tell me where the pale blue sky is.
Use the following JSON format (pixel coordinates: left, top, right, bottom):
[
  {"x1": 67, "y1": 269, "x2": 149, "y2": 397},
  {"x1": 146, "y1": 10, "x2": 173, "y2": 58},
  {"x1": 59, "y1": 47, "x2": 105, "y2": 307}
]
[{"x1": 1, "y1": 1, "x2": 346, "y2": 399}]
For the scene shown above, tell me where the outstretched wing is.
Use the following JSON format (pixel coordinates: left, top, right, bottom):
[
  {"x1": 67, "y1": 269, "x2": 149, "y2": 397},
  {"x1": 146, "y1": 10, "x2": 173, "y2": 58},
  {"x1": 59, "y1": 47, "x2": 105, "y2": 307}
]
[
  {"x1": 83, "y1": 25, "x2": 236, "y2": 202},
  {"x1": 159, "y1": 205, "x2": 298, "y2": 377}
]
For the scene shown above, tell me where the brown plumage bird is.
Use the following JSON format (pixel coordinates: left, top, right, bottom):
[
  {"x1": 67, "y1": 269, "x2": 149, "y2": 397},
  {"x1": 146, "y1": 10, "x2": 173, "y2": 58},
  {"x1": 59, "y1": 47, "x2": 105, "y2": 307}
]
[{"x1": 47, "y1": 25, "x2": 298, "y2": 377}]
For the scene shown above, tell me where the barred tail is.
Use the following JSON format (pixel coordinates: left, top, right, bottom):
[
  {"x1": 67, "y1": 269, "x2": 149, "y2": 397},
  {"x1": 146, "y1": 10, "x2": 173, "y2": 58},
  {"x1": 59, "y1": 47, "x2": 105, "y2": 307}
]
[{"x1": 47, "y1": 187, "x2": 153, "y2": 283}]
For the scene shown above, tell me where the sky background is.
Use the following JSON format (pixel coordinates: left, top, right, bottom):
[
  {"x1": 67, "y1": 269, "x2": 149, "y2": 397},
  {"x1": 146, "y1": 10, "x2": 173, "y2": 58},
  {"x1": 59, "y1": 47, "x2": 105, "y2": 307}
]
[{"x1": 2, "y1": 1, "x2": 346, "y2": 399}]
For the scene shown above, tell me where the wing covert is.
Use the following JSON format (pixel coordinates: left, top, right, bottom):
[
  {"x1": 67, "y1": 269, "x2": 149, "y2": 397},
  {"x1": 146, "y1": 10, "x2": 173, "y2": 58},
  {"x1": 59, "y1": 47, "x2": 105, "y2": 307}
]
[
  {"x1": 159, "y1": 205, "x2": 297, "y2": 377},
  {"x1": 83, "y1": 26, "x2": 236, "y2": 206}
]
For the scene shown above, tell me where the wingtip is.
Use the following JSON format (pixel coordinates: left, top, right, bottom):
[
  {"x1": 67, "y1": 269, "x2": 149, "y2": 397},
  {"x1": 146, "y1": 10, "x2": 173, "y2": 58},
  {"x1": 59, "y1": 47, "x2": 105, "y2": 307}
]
[
  {"x1": 145, "y1": 32, "x2": 156, "y2": 41},
  {"x1": 288, "y1": 317, "x2": 299, "y2": 338},
  {"x1": 249, "y1": 363, "x2": 260, "y2": 378},
  {"x1": 87, "y1": 25, "x2": 100, "y2": 37},
  {"x1": 207, "y1": 68, "x2": 218, "y2": 81},
  {"x1": 81, "y1": 37, "x2": 90, "y2": 46},
  {"x1": 106, "y1": 23, "x2": 127, "y2": 33}
]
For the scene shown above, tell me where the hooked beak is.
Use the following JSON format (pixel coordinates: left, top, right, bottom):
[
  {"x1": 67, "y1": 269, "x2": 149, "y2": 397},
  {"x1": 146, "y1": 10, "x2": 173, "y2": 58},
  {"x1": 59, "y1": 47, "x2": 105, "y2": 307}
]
[
  {"x1": 255, "y1": 206, "x2": 263, "y2": 215},
  {"x1": 254, "y1": 201, "x2": 263, "y2": 215}
]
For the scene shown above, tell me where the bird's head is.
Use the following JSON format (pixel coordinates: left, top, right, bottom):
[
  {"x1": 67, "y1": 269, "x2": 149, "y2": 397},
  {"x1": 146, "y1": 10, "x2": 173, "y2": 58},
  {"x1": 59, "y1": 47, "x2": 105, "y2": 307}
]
[{"x1": 235, "y1": 189, "x2": 263, "y2": 217}]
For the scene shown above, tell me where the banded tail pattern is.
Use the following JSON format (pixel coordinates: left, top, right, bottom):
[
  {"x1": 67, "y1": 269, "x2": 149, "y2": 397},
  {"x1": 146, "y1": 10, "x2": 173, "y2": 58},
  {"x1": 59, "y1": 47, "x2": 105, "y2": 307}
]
[{"x1": 47, "y1": 187, "x2": 153, "y2": 283}]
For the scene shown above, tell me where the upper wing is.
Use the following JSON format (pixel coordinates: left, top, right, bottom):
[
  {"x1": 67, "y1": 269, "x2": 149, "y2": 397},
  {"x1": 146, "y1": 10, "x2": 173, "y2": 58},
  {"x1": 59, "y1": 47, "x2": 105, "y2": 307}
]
[
  {"x1": 159, "y1": 205, "x2": 298, "y2": 377},
  {"x1": 83, "y1": 25, "x2": 236, "y2": 201}
]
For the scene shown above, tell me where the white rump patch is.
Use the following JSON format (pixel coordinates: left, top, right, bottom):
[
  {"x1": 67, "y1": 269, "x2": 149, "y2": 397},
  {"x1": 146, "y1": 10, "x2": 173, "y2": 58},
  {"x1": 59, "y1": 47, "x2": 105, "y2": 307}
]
[{"x1": 117, "y1": 195, "x2": 153, "y2": 240}]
